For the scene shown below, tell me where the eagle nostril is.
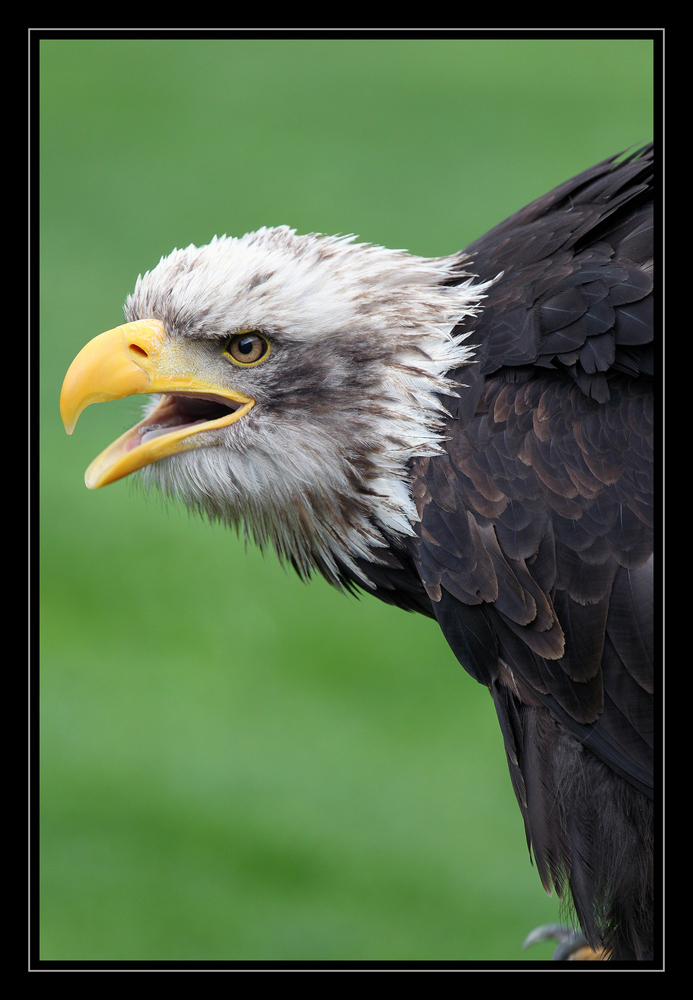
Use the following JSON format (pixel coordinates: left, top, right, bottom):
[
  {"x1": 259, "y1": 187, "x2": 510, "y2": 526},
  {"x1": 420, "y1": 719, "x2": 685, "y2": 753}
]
[{"x1": 129, "y1": 343, "x2": 149, "y2": 359}]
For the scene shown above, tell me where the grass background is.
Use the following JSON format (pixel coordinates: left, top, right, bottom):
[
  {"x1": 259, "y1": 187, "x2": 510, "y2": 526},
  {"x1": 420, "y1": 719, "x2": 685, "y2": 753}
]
[{"x1": 38, "y1": 34, "x2": 655, "y2": 965}]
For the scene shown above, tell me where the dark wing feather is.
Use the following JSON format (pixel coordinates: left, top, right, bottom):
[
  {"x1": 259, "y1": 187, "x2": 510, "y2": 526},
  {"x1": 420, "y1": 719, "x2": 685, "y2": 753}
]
[
  {"x1": 411, "y1": 146, "x2": 654, "y2": 958},
  {"x1": 453, "y1": 144, "x2": 654, "y2": 390}
]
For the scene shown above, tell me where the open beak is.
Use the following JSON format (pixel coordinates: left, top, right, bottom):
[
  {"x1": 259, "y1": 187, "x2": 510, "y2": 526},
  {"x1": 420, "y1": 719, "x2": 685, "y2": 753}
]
[{"x1": 60, "y1": 319, "x2": 254, "y2": 489}]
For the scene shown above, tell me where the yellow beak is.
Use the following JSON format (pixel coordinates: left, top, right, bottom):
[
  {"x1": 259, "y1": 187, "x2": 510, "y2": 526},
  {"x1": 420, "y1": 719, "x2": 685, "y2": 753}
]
[{"x1": 60, "y1": 319, "x2": 254, "y2": 489}]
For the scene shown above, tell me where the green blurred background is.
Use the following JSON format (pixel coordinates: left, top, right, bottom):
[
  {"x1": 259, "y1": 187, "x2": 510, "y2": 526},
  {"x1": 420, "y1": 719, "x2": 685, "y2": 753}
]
[{"x1": 38, "y1": 35, "x2": 655, "y2": 964}]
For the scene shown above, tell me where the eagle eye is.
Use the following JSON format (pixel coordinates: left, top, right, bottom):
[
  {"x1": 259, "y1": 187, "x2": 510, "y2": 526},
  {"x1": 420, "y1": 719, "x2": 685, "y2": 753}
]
[{"x1": 223, "y1": 331, "x2": 270, "y2": 366}]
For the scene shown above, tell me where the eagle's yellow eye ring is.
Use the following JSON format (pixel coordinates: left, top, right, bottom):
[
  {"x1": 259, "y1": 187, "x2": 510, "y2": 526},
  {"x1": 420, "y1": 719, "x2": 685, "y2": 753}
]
[{"x1": 223, "y1": 331, "x2": 270, "y2": 366}]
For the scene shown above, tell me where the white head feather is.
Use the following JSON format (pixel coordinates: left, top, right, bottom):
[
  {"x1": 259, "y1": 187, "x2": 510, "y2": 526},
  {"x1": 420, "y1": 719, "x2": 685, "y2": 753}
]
[{"x1": 126, "y1": 226, "x2": 493, "y2": 585}]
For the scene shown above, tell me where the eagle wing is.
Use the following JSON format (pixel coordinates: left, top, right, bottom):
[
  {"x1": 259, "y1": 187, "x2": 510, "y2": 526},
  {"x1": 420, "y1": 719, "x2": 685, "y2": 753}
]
[{"x1": 410, "y1": 149, "x2": 654, "y2": 944}]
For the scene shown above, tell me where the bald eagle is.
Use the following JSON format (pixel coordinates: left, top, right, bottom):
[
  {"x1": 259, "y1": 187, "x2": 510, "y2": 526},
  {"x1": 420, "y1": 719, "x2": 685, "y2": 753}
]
[{"x1": 61, "y1": 145, "x2": 655, "y2": 962}]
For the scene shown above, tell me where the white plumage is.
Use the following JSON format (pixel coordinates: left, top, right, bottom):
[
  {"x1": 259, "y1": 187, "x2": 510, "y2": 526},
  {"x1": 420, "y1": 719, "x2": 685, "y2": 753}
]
[{"x1": 127, "y1": 226, "x2": 493, "y2": 583}]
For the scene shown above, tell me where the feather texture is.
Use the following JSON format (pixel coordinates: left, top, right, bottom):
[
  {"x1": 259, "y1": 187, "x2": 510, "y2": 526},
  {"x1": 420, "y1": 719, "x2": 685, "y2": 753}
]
[{"x1": 410, "y1": 146, "x2": 654, "y2": 958}]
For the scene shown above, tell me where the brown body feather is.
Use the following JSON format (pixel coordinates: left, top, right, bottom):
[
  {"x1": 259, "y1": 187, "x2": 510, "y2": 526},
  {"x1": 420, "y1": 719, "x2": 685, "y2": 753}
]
[{"x1": 353, "y1": 146, "x2": 655, "y2": 960}]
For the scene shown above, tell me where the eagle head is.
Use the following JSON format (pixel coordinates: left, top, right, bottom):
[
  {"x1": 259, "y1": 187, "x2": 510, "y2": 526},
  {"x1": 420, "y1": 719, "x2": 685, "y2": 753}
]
[{"x1": 61, "y1": 226, "x2": 490, "y2": 583}]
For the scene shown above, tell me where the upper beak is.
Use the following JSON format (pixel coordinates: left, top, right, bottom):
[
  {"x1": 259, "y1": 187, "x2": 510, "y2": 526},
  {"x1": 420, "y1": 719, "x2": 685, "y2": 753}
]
[{"x1": 60, "y1": 319, "x2": 254, "y2": 489}]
